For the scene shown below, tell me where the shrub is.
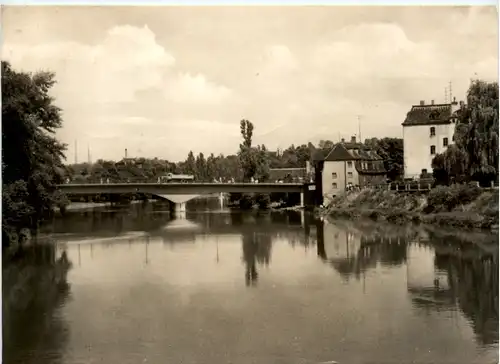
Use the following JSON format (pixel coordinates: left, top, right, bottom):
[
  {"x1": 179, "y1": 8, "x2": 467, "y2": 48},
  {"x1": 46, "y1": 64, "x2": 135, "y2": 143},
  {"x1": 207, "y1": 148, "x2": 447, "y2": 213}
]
[
  {"x1": 426, "y1": 184, "x2": 483, "y2": 212},
  {"x1": 239, "y1": 194, "x2": 254, "y2": 210},
  {"x1": 255, "y1": 193, "x2": 271, "y2": 210}
]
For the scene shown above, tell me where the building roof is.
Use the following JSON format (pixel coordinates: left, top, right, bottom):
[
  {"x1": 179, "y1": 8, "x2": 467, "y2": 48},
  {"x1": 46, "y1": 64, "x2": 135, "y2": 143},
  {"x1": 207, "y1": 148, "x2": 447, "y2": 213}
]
[
  {"x1": 324, "y1": 143, "x2": 359, "y2": 161},
  {"x1": 269, "y1": 168, "x2": 306, "y2": 180},
  {"x1": 317, "y1": 142, "x2": 384, "y2": 163},
  {"x1": 402, "y1": 103, "x2": 454, "y2": 126}
]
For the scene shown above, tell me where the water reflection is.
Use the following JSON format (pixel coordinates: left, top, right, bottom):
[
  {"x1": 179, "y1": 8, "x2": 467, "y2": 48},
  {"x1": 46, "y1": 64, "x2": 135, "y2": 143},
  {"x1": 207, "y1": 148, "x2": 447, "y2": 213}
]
[
  {"x1": 8, "y1": 202, "x2": 497, "y2": 363},
  {"x1": 316, "y1": 218, "x2": 499, "y2": 349},
  {"x1": 3, "y1": 243, "x2": 73, "y2": 364},
  {"x1": 242, "y1": 232, "x2": 272, "y2": 286}
]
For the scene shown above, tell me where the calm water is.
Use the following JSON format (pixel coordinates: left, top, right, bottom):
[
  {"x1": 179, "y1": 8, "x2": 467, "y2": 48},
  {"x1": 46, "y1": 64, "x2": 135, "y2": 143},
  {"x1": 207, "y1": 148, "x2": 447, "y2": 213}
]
[{"x1": 3, "y1": 199, "x2": 499, "y2": 364}]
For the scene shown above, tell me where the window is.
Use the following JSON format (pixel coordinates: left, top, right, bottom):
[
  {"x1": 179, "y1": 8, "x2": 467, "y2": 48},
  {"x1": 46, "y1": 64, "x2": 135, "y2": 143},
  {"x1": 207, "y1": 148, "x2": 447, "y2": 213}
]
[
  {"x1": 347, "y1": 172, "x2": 353, "y2": 178},
  {"x1": 347, "y1": 161, "x2": 353, "y2": 168},
  {"x1": 331, "y1": 172, "x2": 337, "y2": 179},
  {"x1": 430, "y1": 127, "x2": 436, "y2": 137},
  {"x1": 443, "y1": 137, "x2": 448, "y2": 147},
  {"x1": 332, "y1": 182, "x2": 338, "y2": 189},
  {"x1": 430, "y1": 145, "x2": 436, "y2": 155}
]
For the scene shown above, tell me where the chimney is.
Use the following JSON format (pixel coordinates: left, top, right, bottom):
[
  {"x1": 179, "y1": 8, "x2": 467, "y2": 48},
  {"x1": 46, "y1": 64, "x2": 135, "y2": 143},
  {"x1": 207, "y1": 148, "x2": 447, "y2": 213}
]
[
  {"x1": 341, "y1": 138, "x2": 345, "y2": 143},
  {"x1": 125, "y1": 148, "x2": 128, "y2": 158},
  {"x1": 351, "y1": 136, "x2": 356, "y2": 143},
  {"x1": 452, "y1": 96, "x2": 457, "y2": 104},
  {"x1": 420, "y1": 100, "x2": 425, "y2": 106},
  {"x1": 431, "y1": 100, "x2": 434, "y2": 105},
  {"x1": 459, "y1": 100, "x2": 464, "y2": 108}
]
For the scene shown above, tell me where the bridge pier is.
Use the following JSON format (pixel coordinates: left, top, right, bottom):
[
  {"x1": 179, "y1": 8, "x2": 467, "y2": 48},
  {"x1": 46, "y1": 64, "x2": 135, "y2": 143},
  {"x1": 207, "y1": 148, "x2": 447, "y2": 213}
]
[{"x1": 171, "y1": 202, "x2": 187, "y2": 214}]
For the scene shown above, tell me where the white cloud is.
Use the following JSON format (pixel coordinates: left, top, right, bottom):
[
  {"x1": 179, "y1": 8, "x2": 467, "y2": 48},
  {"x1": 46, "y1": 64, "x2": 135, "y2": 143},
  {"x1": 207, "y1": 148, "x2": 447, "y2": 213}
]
[
  {"x1": 3, "y1": 24, "x2": 237, "y2": 161},
  {"x1": 166, "y1": 73, "x2": 233, "y2": 105},
  {"x1": 2, "y1": 7, "x2": 498, "y2": 161}
]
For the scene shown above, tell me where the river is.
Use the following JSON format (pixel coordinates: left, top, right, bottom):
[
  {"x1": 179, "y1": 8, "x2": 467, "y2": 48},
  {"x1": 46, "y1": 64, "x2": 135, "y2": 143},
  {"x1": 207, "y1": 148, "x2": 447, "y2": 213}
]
[{"x1": 3, "y1": 198, "x2": 499, "y2": 364}]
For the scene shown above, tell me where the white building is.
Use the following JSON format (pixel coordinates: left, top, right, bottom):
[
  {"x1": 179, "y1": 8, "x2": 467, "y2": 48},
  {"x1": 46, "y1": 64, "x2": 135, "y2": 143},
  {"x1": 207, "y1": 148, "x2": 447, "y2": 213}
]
[{"x1": 402, "y1": 98, "x2": 463, "y2": 179}]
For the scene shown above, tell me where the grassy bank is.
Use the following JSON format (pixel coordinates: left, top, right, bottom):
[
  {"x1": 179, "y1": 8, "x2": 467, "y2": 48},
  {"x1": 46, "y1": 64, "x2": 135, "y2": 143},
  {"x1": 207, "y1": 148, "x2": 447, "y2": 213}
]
[{"x1": 320, "y1": 184, "x2": 499, "y2": 230}]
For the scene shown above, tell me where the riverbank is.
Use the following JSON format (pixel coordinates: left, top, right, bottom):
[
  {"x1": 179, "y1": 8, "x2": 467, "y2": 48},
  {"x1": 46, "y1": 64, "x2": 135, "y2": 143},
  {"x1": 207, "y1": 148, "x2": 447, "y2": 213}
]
[{"x1": 319, "y1": 184, "x2": 499, "y2": 230}]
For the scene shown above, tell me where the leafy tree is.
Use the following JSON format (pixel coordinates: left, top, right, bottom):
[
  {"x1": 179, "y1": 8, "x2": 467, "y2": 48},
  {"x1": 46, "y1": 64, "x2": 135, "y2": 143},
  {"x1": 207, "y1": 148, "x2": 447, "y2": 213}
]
[
  {"x1": 2, "y1": 61, "x2": 67, "y2": 245},
  {"x1": 319, "y1": 140, "x2": 334, "y2": 150},
  {"x1": 195, "y1": 153, "x2": 206, "y2": 181},
  {"x1": 364, "y1": 137, "x2": 404, "y2": 181},
  {"x1": 238, "y1": 119, "x2": 258, "y2": 182},
  {"x1": 206, "y1": 153, "x2": 217, "y2": 181},
  {"x1": 432, "y1": 80, "x2": 499, "y2": 186},
  {"x1": 184, "y1": 151, "x2": 196, "y2": 176}
]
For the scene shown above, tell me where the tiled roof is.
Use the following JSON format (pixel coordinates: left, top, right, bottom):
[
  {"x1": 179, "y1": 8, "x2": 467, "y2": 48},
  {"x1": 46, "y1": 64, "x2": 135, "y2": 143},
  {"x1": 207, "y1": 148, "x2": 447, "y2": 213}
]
[
  {"x1": 402, "y1": 103, "x2": 453, "y2": 126},
  {"x1": 324, "y1": 144, "x2": 359, "y2": 161},
  {"x1": 355, "y1": 160, "x2": 386, "y2": 174},
  {"x1": 315, "y1": 143, "x2": 384, "y2": 163},
  {"x1": 269, "y1": 168, "x2": 306, "y2": 180}
]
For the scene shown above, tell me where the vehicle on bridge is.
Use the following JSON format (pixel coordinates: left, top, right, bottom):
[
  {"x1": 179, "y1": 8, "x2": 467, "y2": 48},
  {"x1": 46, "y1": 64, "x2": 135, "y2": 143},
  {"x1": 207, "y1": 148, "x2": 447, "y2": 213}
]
[{"x1": 158, "y1": 173, "x2": 195, "y2": 183}]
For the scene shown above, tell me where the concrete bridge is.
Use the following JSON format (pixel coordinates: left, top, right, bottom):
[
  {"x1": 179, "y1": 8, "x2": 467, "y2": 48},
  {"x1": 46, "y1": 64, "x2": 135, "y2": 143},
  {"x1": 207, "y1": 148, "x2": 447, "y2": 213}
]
[{"x1": 58, "y1": 182, "x2": 311, "y2": 213}]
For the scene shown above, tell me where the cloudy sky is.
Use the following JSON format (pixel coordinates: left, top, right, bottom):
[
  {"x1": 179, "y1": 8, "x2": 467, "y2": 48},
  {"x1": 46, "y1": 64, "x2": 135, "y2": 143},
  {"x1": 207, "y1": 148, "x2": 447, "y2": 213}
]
[{"x1": 2, "y1": 6, "x2": 498, "y2": 162}]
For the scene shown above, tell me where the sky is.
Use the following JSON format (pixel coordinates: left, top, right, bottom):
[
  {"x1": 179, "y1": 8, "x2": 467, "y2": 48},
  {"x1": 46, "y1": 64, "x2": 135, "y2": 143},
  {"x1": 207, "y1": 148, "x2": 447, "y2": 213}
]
[{"x1": 2, "y1": 6, "x2": 498, "y2": 163}]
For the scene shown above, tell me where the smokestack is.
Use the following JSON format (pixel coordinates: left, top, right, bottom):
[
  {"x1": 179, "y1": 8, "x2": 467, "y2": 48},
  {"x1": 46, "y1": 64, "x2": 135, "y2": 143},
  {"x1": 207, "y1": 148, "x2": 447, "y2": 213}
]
[
  {"x1": 420, "y1": 100, "x2": 425, "y2": 106},
  {"x1": 341, "y1": 138, "x2": 345, "y2": 143},
  {"x1": 431, "y1": 100, "x2": 434, "y2": 105},
  {"x1": 351, "y1": 136, "x2": 356, "y2": 143},
  {"x1": 125, "y1": 148, "x2": 128, "y2": 158}
]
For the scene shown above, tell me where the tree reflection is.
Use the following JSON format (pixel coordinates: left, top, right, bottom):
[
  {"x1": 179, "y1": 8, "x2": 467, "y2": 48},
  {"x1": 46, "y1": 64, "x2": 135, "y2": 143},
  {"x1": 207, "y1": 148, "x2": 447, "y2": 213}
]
[
  {"x1": 3, "y1": 243, "x2": 73, "y2": 364},
  {"x1": 241, "y1": 231, "x2": 272, "y2": 287},
  {"x1": 430, "y1": 233, "x2": 499, "y2": 347}
]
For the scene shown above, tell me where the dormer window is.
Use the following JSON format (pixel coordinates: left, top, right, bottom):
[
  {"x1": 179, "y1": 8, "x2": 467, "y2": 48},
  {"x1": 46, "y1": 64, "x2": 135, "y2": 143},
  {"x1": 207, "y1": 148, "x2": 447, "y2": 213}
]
[
  {"x1": 429, "y1": 110, "x2": 440, "y2": 120},
  {"x1": 430, "y1": 127, "x2": 436, "y2": 137}
]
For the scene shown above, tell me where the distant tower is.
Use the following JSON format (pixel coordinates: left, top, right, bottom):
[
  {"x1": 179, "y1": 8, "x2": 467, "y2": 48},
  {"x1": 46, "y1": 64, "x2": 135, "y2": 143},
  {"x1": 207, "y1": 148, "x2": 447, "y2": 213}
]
[
  {"x1": 445, "y1": 87, "x2": 448, "y2": 104},
  {"x1": 74, "y1": 140, "x2": 78, "y2": 164},
  {"x1": 87, "y1": 145, "x2": 92, "y2": 164},
  {"x1": 449, "y1": 81, "x2": 453, "y2": 103}
]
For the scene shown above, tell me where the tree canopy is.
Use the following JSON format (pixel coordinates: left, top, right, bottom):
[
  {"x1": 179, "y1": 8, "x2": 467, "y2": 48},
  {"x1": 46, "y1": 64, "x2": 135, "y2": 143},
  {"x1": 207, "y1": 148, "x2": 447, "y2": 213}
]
[
  {"x1": 2, "y1": 61, "x2": 67, "y2": 245},
  {"x1": 432, "y1": 80, "x2": 499, "y2": 186}
]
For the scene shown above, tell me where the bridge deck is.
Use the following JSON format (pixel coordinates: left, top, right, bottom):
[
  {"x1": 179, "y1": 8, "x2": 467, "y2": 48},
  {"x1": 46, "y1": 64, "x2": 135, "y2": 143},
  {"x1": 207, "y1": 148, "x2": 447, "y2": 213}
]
[{"x1": 58, "y1": 182, "x2": 307, "y2": 195}]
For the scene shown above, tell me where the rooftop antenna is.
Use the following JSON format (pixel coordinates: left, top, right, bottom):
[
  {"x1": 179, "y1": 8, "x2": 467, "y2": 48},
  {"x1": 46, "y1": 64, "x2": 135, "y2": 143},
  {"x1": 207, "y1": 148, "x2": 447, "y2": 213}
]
[{"x1": 357, "y1": 115, "x2": 362, "y2": 143}]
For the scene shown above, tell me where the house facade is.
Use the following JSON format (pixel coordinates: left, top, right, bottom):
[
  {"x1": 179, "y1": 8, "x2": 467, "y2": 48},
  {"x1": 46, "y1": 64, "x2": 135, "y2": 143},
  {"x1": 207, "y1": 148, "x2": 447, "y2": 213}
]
[
  {"x1": 313, "y1": 136, "x2": 386, "y2": 204},
  {"x1": 402, "y1": 98, "x2": 463, "y2": 179}
]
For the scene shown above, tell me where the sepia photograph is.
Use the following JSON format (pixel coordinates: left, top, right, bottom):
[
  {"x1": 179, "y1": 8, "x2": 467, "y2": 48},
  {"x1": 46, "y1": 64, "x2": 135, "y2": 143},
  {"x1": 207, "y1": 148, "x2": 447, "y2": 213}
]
[{"x1": 1, "y1": 4, "x2": 499, "y2": 364}]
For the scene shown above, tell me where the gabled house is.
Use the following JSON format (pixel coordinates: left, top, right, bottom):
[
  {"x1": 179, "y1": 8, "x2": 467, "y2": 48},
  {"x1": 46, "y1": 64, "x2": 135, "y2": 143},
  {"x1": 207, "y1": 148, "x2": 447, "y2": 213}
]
[{"x1": 312, "y1": 136, "x2": 386, "y2": 204}]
